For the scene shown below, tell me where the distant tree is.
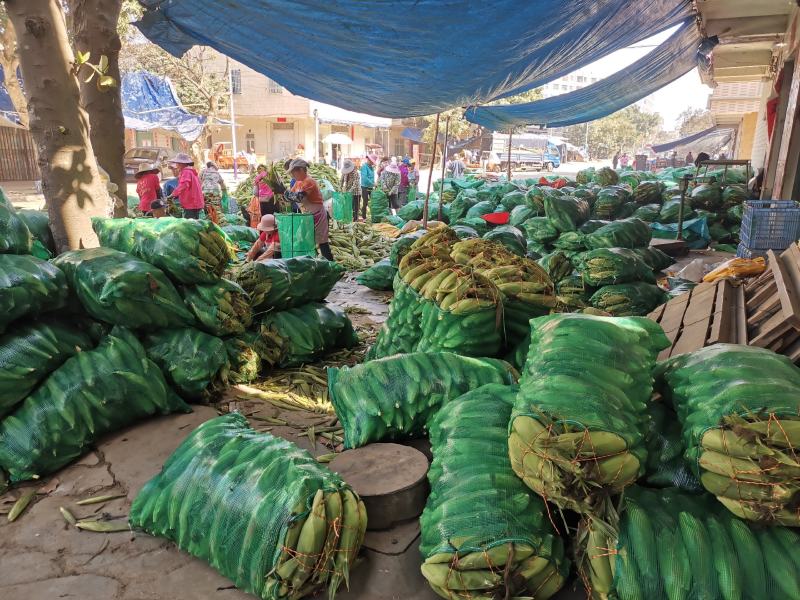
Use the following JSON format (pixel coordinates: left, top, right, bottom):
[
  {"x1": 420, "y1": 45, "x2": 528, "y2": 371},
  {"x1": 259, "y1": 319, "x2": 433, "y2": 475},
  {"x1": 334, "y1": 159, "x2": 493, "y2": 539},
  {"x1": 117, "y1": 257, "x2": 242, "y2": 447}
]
[
  {"x1": 676, "y1": 107, "x2": 713, "y2": 137},
  {"x1": 563, "y1": 105, "x2": 663, "y2": 159}
]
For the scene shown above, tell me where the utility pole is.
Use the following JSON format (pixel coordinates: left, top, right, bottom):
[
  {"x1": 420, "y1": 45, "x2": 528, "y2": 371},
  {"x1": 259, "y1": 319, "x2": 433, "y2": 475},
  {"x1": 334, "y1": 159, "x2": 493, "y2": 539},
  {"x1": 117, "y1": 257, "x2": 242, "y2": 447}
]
[
  {"x1": 423, "y1": 113, "x2": 441, "y2": 229},
  {"x1": 227, "y1": 60, "x2": 239, "y2": 180},
  {"x1": 438, "y1": 116, "x2": 450, "y2": 222},
  {"x1": 507, "y1": 130, "x2": 513, "y2": 181}
]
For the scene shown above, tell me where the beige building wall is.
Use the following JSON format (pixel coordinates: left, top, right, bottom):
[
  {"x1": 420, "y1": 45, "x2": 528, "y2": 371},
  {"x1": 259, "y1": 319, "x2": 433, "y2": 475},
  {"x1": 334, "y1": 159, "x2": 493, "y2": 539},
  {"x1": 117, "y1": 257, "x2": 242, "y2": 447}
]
[{"x1": 736, "y1": 112, "x2": 757, "y2": 161}]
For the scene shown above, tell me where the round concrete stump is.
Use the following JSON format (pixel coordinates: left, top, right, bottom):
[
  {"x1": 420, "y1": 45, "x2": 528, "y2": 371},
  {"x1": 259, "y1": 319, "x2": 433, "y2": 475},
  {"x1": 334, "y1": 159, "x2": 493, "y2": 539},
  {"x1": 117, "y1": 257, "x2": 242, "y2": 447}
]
[{"x1": 328, "y1": 443, "x2": 429, "y2": 531}]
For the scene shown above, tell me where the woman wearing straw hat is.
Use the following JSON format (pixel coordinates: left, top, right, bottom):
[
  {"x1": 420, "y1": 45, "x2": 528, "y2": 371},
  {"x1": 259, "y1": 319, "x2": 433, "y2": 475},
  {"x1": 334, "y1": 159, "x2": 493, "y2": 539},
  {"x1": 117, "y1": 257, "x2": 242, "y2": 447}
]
[
  {"x1": 246, "y1": 214, "x2": 281, "y2": 262},
  {"x1": 379, "y1": 159, "x2": 402, "y2": 213},
  {"x1": 166, "y1": 153, "x2": 204, "y2": 218},
  {"x1": 339, "y1": 158, "x2": 361, "y2": 220},
  {"x1": 284, "y1": 159, "x2": 335, "y2": 261},
  {"x1": 134, "y1": 162, "x2": 163, "y2": 215},
  {"x1": 359, "y1": 153, "x2": 377, "y2": 221}
]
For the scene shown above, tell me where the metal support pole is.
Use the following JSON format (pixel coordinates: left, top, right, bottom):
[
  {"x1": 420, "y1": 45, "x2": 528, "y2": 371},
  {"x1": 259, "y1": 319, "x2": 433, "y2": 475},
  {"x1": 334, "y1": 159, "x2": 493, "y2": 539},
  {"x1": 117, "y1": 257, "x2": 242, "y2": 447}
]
[
  {"x1": 438, "y1": 117, "x2": 450, "y2": 222},
  {"x1": 227, "y1": 63, "x2": 239, "y2": 180},
  {"x1": 507, "y1": 130, "x2": 513, "y2": 181},
  {"x1": 313, "y1": 109, "x2": 319, "y2": 163},
  {"x1": 423, "y1": 113, "x2": 441, "y2": 229},
  {"x1": 676, "y1": 174, "x2": 690, "y2": 241}
]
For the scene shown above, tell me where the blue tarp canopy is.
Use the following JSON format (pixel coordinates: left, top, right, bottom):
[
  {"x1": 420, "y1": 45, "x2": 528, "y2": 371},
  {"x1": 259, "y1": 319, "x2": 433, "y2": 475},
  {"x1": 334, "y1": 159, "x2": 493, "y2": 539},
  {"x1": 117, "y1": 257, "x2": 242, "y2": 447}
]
[
  {"x1": 136, "y1": 0, "x2": 693, "y2": 117},
  {"x1": 651, "y1": 125, "x2": 731, "y2": 153},
  {"x1": 465, "y1": 20, "x2": 707, "y2": 130},
  {"x1": 121, "y1": 71, "x2": 207, "y2": 141}
]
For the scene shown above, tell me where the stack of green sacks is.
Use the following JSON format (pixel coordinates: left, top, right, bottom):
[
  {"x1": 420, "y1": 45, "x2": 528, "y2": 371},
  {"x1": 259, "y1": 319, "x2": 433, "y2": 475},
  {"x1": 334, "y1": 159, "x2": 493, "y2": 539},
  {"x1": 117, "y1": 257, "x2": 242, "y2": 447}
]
[
  {"x1": 420, "y1": 384, "x2": 569, "y2": 600},
  {"x1": 0, "y1": 254, "x2": 68, "y2": 333},
  {"x1": 356, "y1": 257, "x2": 396, "y2": 291}
]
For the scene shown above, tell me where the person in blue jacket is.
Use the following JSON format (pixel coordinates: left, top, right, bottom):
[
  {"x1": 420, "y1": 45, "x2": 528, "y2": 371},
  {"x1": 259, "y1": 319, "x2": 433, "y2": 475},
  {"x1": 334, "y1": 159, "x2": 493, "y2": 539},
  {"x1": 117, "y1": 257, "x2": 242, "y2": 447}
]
[{"x1": 359, "y1": 153, "x2": 376, "y2": 221}]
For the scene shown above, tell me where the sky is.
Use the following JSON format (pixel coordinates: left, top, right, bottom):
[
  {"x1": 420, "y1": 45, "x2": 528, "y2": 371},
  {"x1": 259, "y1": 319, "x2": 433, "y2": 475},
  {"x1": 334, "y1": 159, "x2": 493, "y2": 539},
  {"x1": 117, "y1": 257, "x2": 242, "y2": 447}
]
[{"x1": 575, "y1": 26, "x2": 712, "y2": 131}]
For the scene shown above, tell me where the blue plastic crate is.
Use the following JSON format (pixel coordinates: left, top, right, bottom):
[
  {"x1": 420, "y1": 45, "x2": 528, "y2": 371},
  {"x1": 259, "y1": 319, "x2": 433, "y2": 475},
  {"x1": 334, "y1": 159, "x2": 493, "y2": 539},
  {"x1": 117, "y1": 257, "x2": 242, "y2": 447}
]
[
  {"x1": 735, "y1": 242, "x2": 768, "y2": 259},
  {"x1": 740, "y1": 200, "x2": 800, "y2": 250}
]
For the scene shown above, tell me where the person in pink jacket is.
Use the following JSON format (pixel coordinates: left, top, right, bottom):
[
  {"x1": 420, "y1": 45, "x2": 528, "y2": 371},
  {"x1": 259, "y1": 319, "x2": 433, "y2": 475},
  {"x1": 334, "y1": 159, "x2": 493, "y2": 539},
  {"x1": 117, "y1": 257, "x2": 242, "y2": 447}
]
[{"x1": 167, "y1": 153, "x2": 204, "y2": 218}]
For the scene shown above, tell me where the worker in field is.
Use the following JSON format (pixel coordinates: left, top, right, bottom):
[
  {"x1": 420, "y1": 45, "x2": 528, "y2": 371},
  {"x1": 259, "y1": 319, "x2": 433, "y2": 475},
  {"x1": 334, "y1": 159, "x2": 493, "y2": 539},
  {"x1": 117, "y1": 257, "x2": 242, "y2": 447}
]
[
  {"x1": 339, "y1": 158, "x2": 362, "y2": 221},
  {"x1": 246, "y1": 214, "x2": 281, "y2": 261},
  {"x1": 685, "y1": 151, "x2": 694, "y2": 166},
  {"x1": 147, "y1": 199, "x2": 168, "y2": 218},
  {"x1": 247, "y1": 164, "x2": 276, "y2": 227},
  {"x1": 134, "y1": 162, "x2": 163, "y2": 215},
  {"x1": 199, "y1": 161, "x2": 228, "y2": 224},
  {"x1": 166, "y1": 153, "x2": 204, "y2": 219},
  {"x1": 359, "y1": 154, "x2": 376, "y2": 221},
  {"x1": 408, "y1": 158, "x2": 419, "y2": 199},
  {"x1": 379, "y1": 159, "x2": 402, "y2": 213},
  {"x1": 285, "y1": 159, "x2": 334, "y2": 261}
]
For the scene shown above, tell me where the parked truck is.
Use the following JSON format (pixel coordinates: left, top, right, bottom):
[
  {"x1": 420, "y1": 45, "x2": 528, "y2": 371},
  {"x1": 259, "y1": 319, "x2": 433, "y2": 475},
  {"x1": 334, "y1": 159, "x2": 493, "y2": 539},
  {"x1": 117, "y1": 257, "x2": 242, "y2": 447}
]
[{"x1": 490, "y1": 133, "x2": 562, "y2": 171}]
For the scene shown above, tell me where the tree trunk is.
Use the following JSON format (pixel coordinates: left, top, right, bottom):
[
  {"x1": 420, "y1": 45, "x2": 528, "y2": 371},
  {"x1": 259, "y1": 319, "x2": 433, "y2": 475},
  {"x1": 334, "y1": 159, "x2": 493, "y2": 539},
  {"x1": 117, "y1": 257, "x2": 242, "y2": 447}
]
[
  {"x1": 5, "y1": 0, "x2": 108, "y2": 251},
  {"x1": 69, "y1": 0, "x2": 127, "y2": 217},
  {"x1": 0, "y1": 13, "x2": 29, "y2": 127}
]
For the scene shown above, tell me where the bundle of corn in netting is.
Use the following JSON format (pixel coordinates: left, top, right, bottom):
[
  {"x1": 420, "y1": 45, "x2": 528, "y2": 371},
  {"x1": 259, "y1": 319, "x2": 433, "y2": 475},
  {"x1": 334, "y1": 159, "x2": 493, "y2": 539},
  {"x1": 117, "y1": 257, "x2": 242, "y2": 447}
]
[
  {"x1": 129, "y1": 413, "x2": 367, "y2": 600},
  {"x1": 0, "y1": 196, "x2": 33, "y2": 254},
  {"x1": 583, "y1": 218, "x2": 652, "y2": 250},
  {"x1": 589, "y1": 281, "x2": 668, "y2": 317},
  {"x1": 577, "y1": 486, "x2": 800, "y2": 600},
  {"x1": 233, "y1": 257, "x2": 345, "y2": 312},
  {"x1": 355, "y1": 258, "x2": 396, "y2": 291},
  {"x1": 573, "y1": 248, "x2": 656, "y2": 286},
  {"x1": 180, "y1": 278, "x2": 252, "y2": 336},
  {"x1": 0, "y1": 328, "x2": 188, "y2": 483},
  {"x1": 255, "y1": 302, "x2": 358, "y2": 369},
  {"x1": 655, "y1": 344, "x2": 800, "y2": 525},
  {"x1": 0, "y1": 254, "x2": 68, "y2": 333},
  {"x1": 641, "y1": 401, "x2": 702, "y2": 492},
  {"x1": 509, "y1": 314, "x2": 670, "y2": 516},
  {"x1": 329, "y1": 352, "x2": 518, "y2": 448},
  {"x1": 555, "y1": 275, "x2": 594, "y2": 311},
  {"x1": 0, "y1": 318, "x2": 97, "y2": 418},
  {"x1": 420, "y1": 384, "x2": 569, "y2": 600},
  {"x1": 537, "y1": 252, "x2": 573, "y2": 283},
  {"x1": 224, "y1": 332, "x2": 261, "y2": 384},
  {"x1": 92, "y1": 217, "x2": 233, "y2": 284},
  {"x1": 53, "y1": 247, "x2": 196, "y2": 330}
]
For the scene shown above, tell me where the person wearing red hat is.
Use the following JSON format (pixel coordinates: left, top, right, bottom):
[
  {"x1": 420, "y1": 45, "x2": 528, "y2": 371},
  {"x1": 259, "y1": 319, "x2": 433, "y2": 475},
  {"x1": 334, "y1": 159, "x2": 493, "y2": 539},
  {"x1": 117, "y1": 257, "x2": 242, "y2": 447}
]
[
  {"x1": 246, "y1": 214, "x2": 281, "y2": 262},
  {"x1": 167, "y1": 153, "x2": 204, "y2": 218}
]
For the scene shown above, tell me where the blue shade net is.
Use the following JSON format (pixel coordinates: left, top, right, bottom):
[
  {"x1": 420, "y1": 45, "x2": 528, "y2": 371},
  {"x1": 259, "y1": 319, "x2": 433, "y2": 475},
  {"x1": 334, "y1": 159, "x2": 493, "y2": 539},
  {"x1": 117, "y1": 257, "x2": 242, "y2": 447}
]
[{"x1": 135, "y1": 0, "x2": 693, "y2": 117}]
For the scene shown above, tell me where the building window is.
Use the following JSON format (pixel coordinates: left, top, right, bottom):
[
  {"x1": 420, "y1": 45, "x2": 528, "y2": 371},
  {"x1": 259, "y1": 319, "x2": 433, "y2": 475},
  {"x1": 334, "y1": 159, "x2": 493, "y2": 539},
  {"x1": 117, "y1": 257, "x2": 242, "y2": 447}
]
[
  {"x1": 268, "y1": 79, "x2": 283, "y2": 94},
  {"x1": 231, "y1": 69, "x2": 242, "y2": 94},
  {"x1": 577, "y1": 76, "x2": 585, "y2": 83}
]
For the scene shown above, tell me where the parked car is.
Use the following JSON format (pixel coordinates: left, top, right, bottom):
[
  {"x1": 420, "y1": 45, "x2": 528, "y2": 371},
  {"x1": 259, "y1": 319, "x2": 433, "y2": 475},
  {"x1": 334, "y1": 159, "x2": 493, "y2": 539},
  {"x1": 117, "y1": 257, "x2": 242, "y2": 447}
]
[{"x1": 124, "y1": 147, "x2": 175, "y2": 181}]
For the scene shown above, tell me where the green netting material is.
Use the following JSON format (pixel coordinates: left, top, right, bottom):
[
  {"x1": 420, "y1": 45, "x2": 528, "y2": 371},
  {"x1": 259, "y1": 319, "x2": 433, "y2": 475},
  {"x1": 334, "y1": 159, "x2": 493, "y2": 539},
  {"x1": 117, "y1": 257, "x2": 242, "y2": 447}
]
[
  {"x1": 129, "y1": 413, "x2": 366, "y2": 600},
  {"x1": 233, "y1": 256, "x2": 344, "y2": 312},
  {"x1": 369, "y1": 188, "x2": 391, "y2": 223},
  {"x1": 15, "y1": 209, "x2": 55, "y2": 254},
  {"x1": 590, "y1": 281, "x2": 667, "y2": 316},
  {"x1": 0, "y1": 201, "x2": 33, "y2": 254},
  {"x1": 655, "y1": 344, "x2": 800, "y2": 525},
  {"x1": 53, "y1": 247, "x2": 195, "y2": 330},
  {"x1": 419, "y1": 384, "x2": 569, "y2": 600},
  {"x1": 580, "y1": 486, "x2": 800, "y2": 600},
  {"x1": 0, "y1": 254, "x2": 68, "y2": 334},
  {"x1": 181, "y1": 278, "x2": 253, "y2": 336},
  {"x1": 224, "y1": 332, "x2": 261, "y2": 384},
  {"x1": 537, "y1": 252, "x2": 573, "y2": 282},
  {"x1": 221, "y1": 224, "x2": 259, "y2": 247},
  {"x1": 329, "y1": 352, "x2": 517, "y2": 448},
  {"x1": 256, "y1": 302, "x2": 358, "y2": 368},
  {"x1": 573, "y1": 248, "x2": 656, "y2": 286},
  {"x1": 355, "y1": 258, "x2": 396, "y2": 291},
  {"x1": 642, "y1": 401, "x2": 702, "y2": 492},
  {"x1": 92, "y1": 217, "x2": 233, "y2": 284},
  {"x1": 416, "y1": 298, "x2": 502, "y2": 358},
  {"x1": 0, "y1": 318, "x2": 96, "y2": 418},
  {"x1": 0, "y1": 328, "x2": 188, "y2": 483},
  {"x1": 143, "y1": 328, "x2": 229, "y2": 400},
  {"x1": 483, "y1": 225, "x2": 527, "y2": 256},
  {"x1": 276, "y1": 213, "x2": 317, "y2": 258},
  {"x1": 544, "y1": 196, "x2": 589, "y2": 232},
  {"x1": 630, "y1": 246, "x2": 674, "y2": 271},
  {"x1": 367, "y1": 274, "x2": 425, "y2": 359},
  {"x1": 390, "y1": 230, "x2": 427, "y2": 267},
  {"x1": 584, "y1": 218, "x2": 652, "y2": 249},
  {"x1": 332, "y1": 192, "x2": 354, "y2": 223},
  {"x1": 509, "y1": 314, "x2": 669, "y2": 514}
]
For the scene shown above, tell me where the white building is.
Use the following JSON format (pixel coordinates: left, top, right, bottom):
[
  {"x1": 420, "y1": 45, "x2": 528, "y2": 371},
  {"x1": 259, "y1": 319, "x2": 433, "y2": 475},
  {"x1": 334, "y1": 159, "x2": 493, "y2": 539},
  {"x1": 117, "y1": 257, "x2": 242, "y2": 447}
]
[{"x1": 539, "y1": 72, "x2": 600, "y2": 98}]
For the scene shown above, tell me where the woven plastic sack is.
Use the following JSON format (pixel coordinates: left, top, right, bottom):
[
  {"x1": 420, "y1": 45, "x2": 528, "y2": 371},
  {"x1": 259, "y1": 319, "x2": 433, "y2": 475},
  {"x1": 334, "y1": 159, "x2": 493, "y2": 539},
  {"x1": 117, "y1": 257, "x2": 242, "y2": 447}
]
[
  {"x1": 420, "y1": 384, "x2": 569, "y2": 600},
  {"x1": 0, "y1": 318, "x2": 96, "y2": 418},
  {"x1": 584, "y1": 218, "x2": 652, "y2": 249},
  {"x1": 631, "y1": 246, "x2": 674, "y2": 271},
  {"x1": 509, "y1": 314, "x2": 669, "y2": 515},
  {"x1": 544, "y1": 195, "x2": 589, "y2": 232},
  {"x1": 234, "y1": 256, "x2": 344, "y2": 311},
  {"x1": 221, "y1": 224, "x2": 259, "y2": 247},
  {"x1": 330, "y1": 352, "x2": 517, "y2": 448},
  {"x1": 655, "y1": 344, "x2": 800, "y2": 525},
  {"x1": 143, "y1": 328, "x2": 229, "y2": 400},
  {"x1": 224, "y1": 332, "x2": 261, "y2": 384},
  {"x1": 690, "y1": 183, "x2": 723, "y2": 210},
  {"x1": 651, "y1": 216, "x2": 710, "y2": 250},
  {"x1": 129, "y1": 413, "x2": 367, "y2": 600},
  {"x1": 181, "y1": 278, "x2": 252, "y2": 336},
  {"x1": 642, "y1": 401, "x2": 702, "y2": 492},
  {"x1": 465, "y1": 200, "x2": 497, "y2": 220},
  {"x1": 0, "y1": 254, "x2": 68, "y2": 334},
  {"x1": 574, "y1": 247, "x2": 656, "y2": 286},
  {"x1": 552, "y1": 231, "x2": 586, "y2": 253},
  {"x1": 397, "y1": 199, "x2": 424, "y2": 221},
  {"x1": 590, "y1": 281, "x2": 667, "y2": 316},
  {"x1": 632, "y1": 203, "x2": 661, "y2": 222},
  {"x1": 369, "y1": 187, "x2": 391, "y2": 223},
  {"x1": 53, "y1": 247, "x2": 195, "y2": 330},
  {"x1": 356, "y1": 258, "x2": 396, "y2": 291},
  {"x1": 483, "y1": 225, "x2": 527, "y2": 256},
  {"x1": 578, "y1": 486, "x2": 800, "y2": 600},
  {"x1": 0, "y1": 200, "x2": 32, "y2": 254},
  {"x1": 276, "y1": 213, "x2": 316, "y2": 258},
  {"x1": 0, "y1": 327, "x2": 188, "y2": 483},
  {"x1": 448, "y1": 191, "x2": 479, "y2": 221},
  {"x1": 579, "y1": 219, "x2": 610, "y2": 234},
  {"x1": 255, "y1": 302, "x2": 358, "y2": 368},
  {"x1": 92, "y1": 217, "x2": 233, "y2": 284},
  {"x1": 332, "y1": 192, "x2": 354, "y2": 223},
  {"x1": 537, "y1": 251, "x2": 573, "y2": 282},
  {"x1": 524, "y1": 217, "x2": 559, "y2": 244},
  {"x1": 16, "y1": 209, "x2": 55, "y2": 255},
  {"x1": 500, "y1": 190, "x2": 527, "y2": 211},
  {"x1": 659, "y1": 196, "x2": 695, "y2": 223}
]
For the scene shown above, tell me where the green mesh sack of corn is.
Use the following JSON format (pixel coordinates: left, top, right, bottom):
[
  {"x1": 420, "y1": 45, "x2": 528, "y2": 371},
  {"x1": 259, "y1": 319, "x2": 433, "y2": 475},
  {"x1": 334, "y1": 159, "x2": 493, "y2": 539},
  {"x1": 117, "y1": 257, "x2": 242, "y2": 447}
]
[
  {"x1": 555, "y1": 275, "x2": 594, "y2": 310},
  {"x1": 632, "y1": 203, "x2": 661, "y2": 222},
  {"x1": 630, "y1": 246, "x2": 674, "y2": 271},
  {"x1": 181, "y1": 278, "x2": 252, "y2": 336},
  {"x1": 143, "y1": 328, "x2": 229, "y2": 401},
  {"x1": 509, "y1": 204, "x2": 538, "y2": 228},
  {"x1": 579, "y1": 219, "x2": 610, "y2": 234},
  {"x1": 420, "y1": 384, "x2": 569, "y2": 600},
  {"x1": 590, "y1": 281, "x2": 667, "y2": 316},
  {"x1": 594, "y1": 166, "x2": 619, "y2": 186},
  {"x1": 397, "y1": 199, "x2": 425, "y2": 221},
  {"x1": 465, "y1": 200, "x2": 498, "y2": 220},
  {"x1": 234, "y1": 256, "x2": 345, "y2": 311},
  {"x1": 537, "y1": 251, "x2": 573, "y2": 283},
  {"x1": 0, "y1": 318, "x2": 97, "y2": 418},
  {"x1": 355, "y1": 257, "x2": 396, "y2": 291},
  {"x1": 448, "y1": 190, "x2": 479, "y2": 222},
  {"x1": 593, "y1": 187, "x2": 628, "y2": 220},
  {"x1": 129, "y1": 413, "x2": 367, "y2": 600},
  {"x1": 633, "y1": 180, "x2": 664, "y2": 204},
  {"x1": 574, "y1": 248, "x2": 656, "y2": 286},
  {"x1": 0, "y1": 327, "x2": 188, "y2": 483},
  {"x1": 544, "y1": 195, "x2": 590, "y2": 232},
  {"x1": 655, "y1": 344, "x2": 800, "y2": 526},
  {"x1": 389, "y1": 230, "x2": 427, "y2": 267},
  {"x1": 221, "y1": 224, "x2": 259, "y2": 247},
  {"x1": 577, "y1": 486, "x2": 800, "y2": 600},
  {"x1": 482, "y1": 225, "x2": 527, "y2": 256},
  {"x1": 642, "y1": 401, "x2": 702, "y2": 492},
  {"x1": 53, "y1": 247, "x2": 195, "y2": 330},
  {"x1": 0, "y1": 254, "x2": 68, "y2": 333},
  {"x1": 367, "y1": 273, "x2": 426, "y2": 359},
  {"x1": 255, "y1": 302, "x2": 358, "y2": 368},
  {"x1": 659, "y1": 196, "x2": 695, "y2": 223},
  {"x1": 0, "y1": 199, "x2": 33, "y2": 254},
  {"x1": 15, "y1": 209, "x2": 55, "y2": 255},
  {"x1": 330, "y1": 352, "x2": 517, "y2": 448},
  {"x1": 92, "y1": 217, "x2": 233, "y2": 284},
  {"x1": 583, "y1": 218, "x2": 652, "y2": 249},
  {"x1": 369, "y1": 187, "x2": 391, "y2": 223},
  {"x1": 523, "y1": 217, "x2": 560, "y2": 245},
  {"x1": 224, "y1": 332, "x2": 261, "y2": 384},
  {"x1": 509, "y1": 314, "x2": 669, "y2": 515}
]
